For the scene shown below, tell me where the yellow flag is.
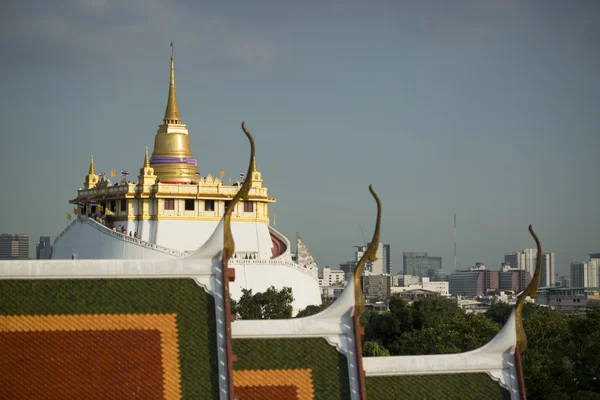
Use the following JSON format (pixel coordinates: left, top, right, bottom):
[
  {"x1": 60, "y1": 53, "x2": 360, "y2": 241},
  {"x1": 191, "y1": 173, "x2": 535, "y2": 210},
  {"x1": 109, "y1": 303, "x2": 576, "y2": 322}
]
[
  {"x1": 73, "y1": 207, "x2": 78, "y2": 215},
  {"x1": 105, "y1": 209, "x2": 114, "y2": 216},
  {"x1": 273, "y1": 214, "x2": 276, "y2": 226},
  {"x1": 220, "y1": 171, "x2": 226, "y2": 178},
  {"x1": 67, "y1": 213, "x2": 72, "y2": 221},
  {"x1": 97, "y1": 204, "x2": 104, "y2": 212},
  {"x1": 229, "y1": 177, "x2": 232, "y2": 185},
  {"x1": 111, "y1": 170, "x2": 117, "y2": 177}
]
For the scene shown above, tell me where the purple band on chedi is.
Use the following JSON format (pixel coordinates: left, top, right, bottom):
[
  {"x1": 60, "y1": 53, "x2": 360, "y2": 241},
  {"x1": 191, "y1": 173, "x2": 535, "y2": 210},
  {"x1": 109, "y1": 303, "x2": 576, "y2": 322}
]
[{"x1": 151, "y1": 157, "x2": 197, "y2": 166}]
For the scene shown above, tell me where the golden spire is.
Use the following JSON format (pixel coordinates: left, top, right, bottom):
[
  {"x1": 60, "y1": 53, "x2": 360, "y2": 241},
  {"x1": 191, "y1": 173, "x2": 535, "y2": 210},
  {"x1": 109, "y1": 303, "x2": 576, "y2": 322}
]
[
  {"x1": 88, "y1": 155, "x2": 95, "y2": 175},
  {"x1": 144, "y1": 147, "x2": 150, "y2": 168},
  {"x1": 150, "y1": 48, "x2": 195, "y2": 183},
  {"x1": 163, "y1": 50, "x2": 181, "y2": 124},
  {"x1": 251, "y1": 156, "x2": 257, "y2": 173}
]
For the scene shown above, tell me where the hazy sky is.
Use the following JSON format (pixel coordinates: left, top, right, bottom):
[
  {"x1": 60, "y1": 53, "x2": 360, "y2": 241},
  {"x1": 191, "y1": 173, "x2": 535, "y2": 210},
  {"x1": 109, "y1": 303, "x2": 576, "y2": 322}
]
[{"x1": 0, "y1": 0, "x2": 598, "y2": 275}]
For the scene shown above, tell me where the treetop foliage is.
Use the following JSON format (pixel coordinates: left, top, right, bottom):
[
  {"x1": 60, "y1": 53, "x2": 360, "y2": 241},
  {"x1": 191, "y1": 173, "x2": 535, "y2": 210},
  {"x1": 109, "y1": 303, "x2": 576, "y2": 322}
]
[{"x1": 231, "y1": 286, "x2": 294, "y2": 320}]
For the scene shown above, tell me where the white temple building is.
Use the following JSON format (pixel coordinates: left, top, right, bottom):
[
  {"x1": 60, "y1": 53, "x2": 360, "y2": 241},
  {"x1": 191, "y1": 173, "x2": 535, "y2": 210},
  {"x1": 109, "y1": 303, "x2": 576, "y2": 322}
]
[{"x1": 51, "y1": 54, "x2": 321, "y2": 312}]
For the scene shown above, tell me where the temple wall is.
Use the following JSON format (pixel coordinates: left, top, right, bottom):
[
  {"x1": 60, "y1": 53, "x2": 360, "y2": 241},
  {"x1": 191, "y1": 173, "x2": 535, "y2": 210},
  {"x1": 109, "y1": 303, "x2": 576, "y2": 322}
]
[
  {"x1": 154, "y1": 220, "x2": 273, "y2": 257},
  {"x1": 52, "y1": 220, "x2": 177, "y2": 260}
]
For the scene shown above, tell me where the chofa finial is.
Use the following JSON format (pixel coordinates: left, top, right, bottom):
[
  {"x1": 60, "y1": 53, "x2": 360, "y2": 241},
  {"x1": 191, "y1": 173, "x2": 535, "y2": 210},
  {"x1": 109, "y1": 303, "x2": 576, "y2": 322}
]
[
  {"x1": 353, "y1": 185, "x2": 382, "y2": 317},
  {"x1": 221, "y1": 122, "x2": 256, "y2": 262},
  {"x1": 515, "y1": 225, "x2": 542, "y2": 351}
]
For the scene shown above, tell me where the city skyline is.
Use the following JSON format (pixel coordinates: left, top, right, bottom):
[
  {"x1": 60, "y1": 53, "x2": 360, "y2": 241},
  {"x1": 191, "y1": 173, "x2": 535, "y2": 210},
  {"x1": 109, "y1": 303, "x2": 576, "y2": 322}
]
[{"x1": 1, "y1": 1, "x2": 599, "y2": 274}]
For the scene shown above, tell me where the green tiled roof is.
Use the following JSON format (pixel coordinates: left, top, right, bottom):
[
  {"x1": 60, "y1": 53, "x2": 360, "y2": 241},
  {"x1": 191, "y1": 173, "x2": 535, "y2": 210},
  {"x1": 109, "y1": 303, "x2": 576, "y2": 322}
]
[
  {"x1": 0, "y1": 279, "x2": 220, "y2": 399},
  {"x1": 233, "y1": 338, "x2": 351, "y2": 399},
  {"x1": 366, "y1": 374, "x2": 511, "y2": 400}
]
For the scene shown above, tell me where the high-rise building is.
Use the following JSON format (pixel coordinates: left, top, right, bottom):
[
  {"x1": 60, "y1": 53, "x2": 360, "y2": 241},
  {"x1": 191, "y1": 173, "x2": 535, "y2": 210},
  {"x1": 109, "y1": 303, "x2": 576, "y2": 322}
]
[
  {"x1": 556, "y1": 275, "x2": 571, "y2": 288},
  {"x1": 505, "y1": 249, "x2": 555, "y2": 286},
  {"x1": 353, "y1": 243, "x2": 391, "y2": 275},
  {"x1": 402, "y1": 252, "x2": 442, "y2": 277},
  {"x1": 499, "y1": 265, "x2": 532, "y2": 293},
  {"x1": 382, "y1": 244, "x2": 391, "y2": 274},
  {"x1": 0, "y1": 234, "x2": 30, "y2": 260},
  {"x1": 504, "y1": 249, "x2": 537, "y2": 277},
  {"x1": 370, "y1": 244, "x2": 385, "y2": 275},
  {"x1": 448, "y1": 265, "x2": 499, "y2": 297},
  {"x1": 361, "y1": 275, "x2": 391, "y2": 302},
  {"x1": 36, "y1": 236, "x2": 52, "y2": 260},
  {"x1": 540, "y1": 252, "x2": 556, "y2": 287},
  {"x1": 570, "y1": 260, "x2": 599, "y2": 288}
]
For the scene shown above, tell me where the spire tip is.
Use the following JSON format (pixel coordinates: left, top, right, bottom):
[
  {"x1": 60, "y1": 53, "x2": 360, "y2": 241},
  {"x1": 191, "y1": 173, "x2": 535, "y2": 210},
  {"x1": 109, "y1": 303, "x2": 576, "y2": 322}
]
[{"x1": 163, "y1": 48, "x2": 181, "y2": 124}]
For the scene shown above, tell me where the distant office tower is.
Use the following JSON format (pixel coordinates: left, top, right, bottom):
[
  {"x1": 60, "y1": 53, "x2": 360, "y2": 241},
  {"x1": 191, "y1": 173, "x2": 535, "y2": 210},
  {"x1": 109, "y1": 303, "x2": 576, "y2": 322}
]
[
  {"x1": 504, "y1": 249, "x2": 537, "y2": 277},
  {"x1": 382, "y1": 244, "x2": 391, "y2": 274},
  {"x1": 370, "y1": 244, "x2": 385, "y2": 275},
  {"x1": 403, "y1": 252, "x2": 442, "y2": 277},
  {"x1": 499, "y1": 264, "x2": 532, "y2": 293},
  {"x1": 540, "y1": 252, "x2": 556, "y2": 287},
  {"x1": 36, "y1": 236, "x2": 52, "y2": 260},
  {"x1": 339, "y1": 261, "x2": 357, "y2": 281},
  {"x1": 361, "y1": 275, "x2": 392, "y2": 302},
  {"x1": 505, "y1": 249, "x2": 555, "y2": 286},
  {"x1": 0, "y1": 234, "x2": 30, "y2": 260},
  {"x1": 570, "y1": 260, "x2": 599, "y2": 288},
  {"x1": 590, "y1": 253, "x2": 600, "y2": 261},
  {"x1": 354, "y1": 246, "x2": 367, "y2": 262},
  {"x1": 556, "y1": 276, "x2": 571, "y2": 288},
  {"x1": 449, "y1": 266, "x2": 499, "y2": 297},
  {"x1": 353, "y1": 243, "x2": 391, "y2": 275}
]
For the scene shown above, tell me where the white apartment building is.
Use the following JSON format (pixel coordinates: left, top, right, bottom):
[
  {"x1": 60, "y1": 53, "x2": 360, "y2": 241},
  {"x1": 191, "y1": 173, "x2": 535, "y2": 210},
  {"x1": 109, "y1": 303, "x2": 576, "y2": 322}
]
[
  {"x1": 536, "y1": 287, "x2": 600, "y2": 311},
  {"x1": 390, "y1": 277, "x2": 449, "y2": 296},
  {"x1": 319, "y1": 267, "x2": 346, "y2": 287}
]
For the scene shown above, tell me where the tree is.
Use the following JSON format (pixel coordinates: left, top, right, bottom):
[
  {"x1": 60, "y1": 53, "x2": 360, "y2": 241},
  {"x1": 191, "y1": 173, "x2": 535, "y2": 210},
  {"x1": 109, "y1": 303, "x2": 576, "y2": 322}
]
[
  {"x1": 363, "y1": 341, "x2": 390, "y2": 357},
  {"x1": 485, "y1": 300, "x2": 513, "y2": 325},
  {"x1": 296, "y1": 300, "x2": 332, "y2": 318},
  {"x1": 230, "y1": 286, "x2": 294, "y2": 319},
  {"x1": 364, "y1": 297, "x2": 499, "y2": 356}
]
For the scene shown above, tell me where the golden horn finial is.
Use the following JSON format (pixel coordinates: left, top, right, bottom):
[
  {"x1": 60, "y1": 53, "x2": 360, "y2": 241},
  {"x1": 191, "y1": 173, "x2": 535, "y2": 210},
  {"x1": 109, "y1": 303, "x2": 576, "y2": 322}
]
[
  {"x1": 222, "y1": 121, "x2": 256, "y2": 262},
  {"x1": 353, "y1": 185, "x2": 382, "y2": 317},
  {"x1": 515, "y1": 225, "x2": 542, "y2": 351},
  {"x1": 163, "y1": 51, "x2": 181, "y2": 124},
  {"x1": 144, "y1": 147, "x2": 150, "y2": 168},
  {"x1": 89, "y1": 155, "x2": 95, "y2": 175}
]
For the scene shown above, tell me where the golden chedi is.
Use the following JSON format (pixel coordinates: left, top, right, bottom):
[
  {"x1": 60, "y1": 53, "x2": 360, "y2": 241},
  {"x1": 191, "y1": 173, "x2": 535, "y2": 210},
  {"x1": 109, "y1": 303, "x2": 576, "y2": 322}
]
[{"x1": 150, "y1": 55, "x2": 198, "y2": 183}]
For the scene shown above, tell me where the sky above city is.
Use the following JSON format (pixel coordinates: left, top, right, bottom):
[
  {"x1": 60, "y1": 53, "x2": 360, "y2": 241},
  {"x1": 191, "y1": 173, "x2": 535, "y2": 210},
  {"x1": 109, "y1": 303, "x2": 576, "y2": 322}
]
[{"x1": 0, "y1": 0, "x2": 598, "y2": 275}]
